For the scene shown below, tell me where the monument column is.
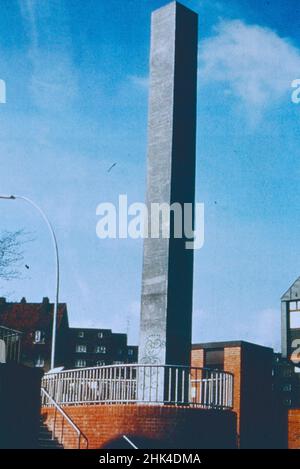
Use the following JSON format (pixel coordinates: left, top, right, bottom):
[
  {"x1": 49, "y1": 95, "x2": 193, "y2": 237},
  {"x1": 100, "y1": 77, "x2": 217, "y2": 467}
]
[{"x1": 138, "y1": 2, "x2": 198, "y2": 401}]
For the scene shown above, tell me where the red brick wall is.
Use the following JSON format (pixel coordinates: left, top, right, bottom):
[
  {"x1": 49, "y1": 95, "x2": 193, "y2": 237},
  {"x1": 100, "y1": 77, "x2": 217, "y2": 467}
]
[
  {"x1": 224, "y1": 347, "x2": 242, "y2": 443},
  {"x1": 191, "y1": 348, "x2": 204, "y2": 382},
  {"x1": 192, "y1": 344, "x2": 277, "y2": 448},
  {"x1": 191, "y1": 346, "x2": 241, "y2": 443},
  {"x1": 191, "y1": 348, "x2": 204, "y2": 368},
  {"x1": 288, "y1": 409, "x2": 300, "y2": 449},
  {"x1": 41, "y1": 404, "x2": 237, "y2": 449}
]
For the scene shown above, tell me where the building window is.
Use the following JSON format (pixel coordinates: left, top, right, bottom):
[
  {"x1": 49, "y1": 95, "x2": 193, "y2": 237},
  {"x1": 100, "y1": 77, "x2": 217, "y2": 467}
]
[
  {"x1": 204, "y1": 348, "x2": 224, "y2": 371},
  {"x1": 97, "y1": 332, "x2": 104, "y2": 339},
  {"x1": 96, "y1": 360, "x2": 105, "y2": 367},
  {"x1": 113, "y1": 361, "x2": 123, "y2": 365},
  {"x1": 95, "y1": 346, "x2": 106, "y2": 354},
  {"x1": 282, "y1": 367, "x2": 293, "y2": 378},
  {"x1": 282, "y1": 384, "x2": 292, "y2": 392},
  {"x1": 78, "y1": 331, "x2": 84, "y2": 338},
  {"x1": 76, "y1": 344, "x2": 87, "y2": 353},
  {"x1": 34, "y1": 330, "x2": 45, "y2": 344},
  {"x1": 128, "y1": 348, "x2": 134, "y2": 356},
  {"x1": 289, "y1": 301, "x2": 299, "y2": 311},
  {"x1": 290, "y1": 311, "x2": 300, "y2": 328},
  {"x1": 35, "y1": 355, "x2": 45, "y2": 367},
  {"x1": 75, "y1": 359, "x2": 86, "y2": 368}
]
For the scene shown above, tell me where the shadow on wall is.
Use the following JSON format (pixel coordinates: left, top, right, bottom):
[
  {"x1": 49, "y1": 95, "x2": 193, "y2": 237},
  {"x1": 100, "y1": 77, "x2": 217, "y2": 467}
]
[
  {"x1": 41, "y1": 404, "x2": 238, "y2": 449},
  {"x1": 100, "y1": 409, "x2": 238, "y2": 449},
  {"x1": 102, "y1": 436, "x2": 168, "y2": 449}
]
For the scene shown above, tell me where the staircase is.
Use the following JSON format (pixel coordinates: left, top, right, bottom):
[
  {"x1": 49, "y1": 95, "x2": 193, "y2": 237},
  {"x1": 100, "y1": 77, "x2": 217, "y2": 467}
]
[
  {"x1": 40, "y1": 387, "x2": 88, "y2": 449},
  {"x1": 38, "y1": 416, "x2": 64, "y2": 449}
]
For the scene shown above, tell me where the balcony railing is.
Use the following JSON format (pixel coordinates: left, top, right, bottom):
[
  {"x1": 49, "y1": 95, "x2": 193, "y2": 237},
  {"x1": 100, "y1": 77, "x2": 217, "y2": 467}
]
[
  {"x1": 0, "y1": 325, "x2": 22, "y2": 363},
  {"x1": 41, "y1": 364, "x2": 233, "y2": 410}
]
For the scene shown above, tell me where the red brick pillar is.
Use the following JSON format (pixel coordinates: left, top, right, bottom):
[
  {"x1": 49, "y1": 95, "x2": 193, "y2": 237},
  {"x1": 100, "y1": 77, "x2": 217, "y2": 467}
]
[
  {"x1": 191, "y1": 349, "x2": 204, "y2": 404},
  {"x1": 191, "y1": 348, "x2": 204, "y2": 368},
  {"x1": 288, "y1": 409, "x2": 300, "y2": 449},
  {"x1": 224, "y1": 346, "x2": 241, "y2": 446}
]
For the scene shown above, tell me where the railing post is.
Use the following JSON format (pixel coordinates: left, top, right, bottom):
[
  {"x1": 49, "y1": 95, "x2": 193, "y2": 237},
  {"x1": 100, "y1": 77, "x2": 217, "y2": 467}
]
[
  {"x1": 61, "y1": 416, "x2": 64, "y2": 445},
  {"x1": 53, "y1": 407, "x2": 57, "y2": 441}
]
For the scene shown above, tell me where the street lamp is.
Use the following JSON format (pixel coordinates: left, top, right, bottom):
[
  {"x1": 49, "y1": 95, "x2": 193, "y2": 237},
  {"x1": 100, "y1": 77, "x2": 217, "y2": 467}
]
[{"x1": 0, "y1": 194, "x2": 60, "y2": 370}]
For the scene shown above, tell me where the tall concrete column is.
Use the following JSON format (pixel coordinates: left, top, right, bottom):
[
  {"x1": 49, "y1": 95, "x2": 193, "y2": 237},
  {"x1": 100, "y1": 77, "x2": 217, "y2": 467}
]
[
  {"x1": 138, "y1": 2, "x2": 198, "y2": 401},
  {"x1": 281, "y1": 300, "x2": 290, "y2": 359}
]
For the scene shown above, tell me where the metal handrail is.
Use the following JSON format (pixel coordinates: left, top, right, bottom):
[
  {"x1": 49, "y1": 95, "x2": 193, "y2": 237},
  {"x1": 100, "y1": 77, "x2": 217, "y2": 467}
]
[
  {"x1": 42, "y1": 363, "x2": 234, "y2": 410},
  {"x1": 0, "y1": 325, "x2": 22, "y2": 363},
  {"x1": 41, "y1": 387, "x2": 88, "y2": 449},
  {"x1": 45, "y1": 362, "x2": 233, "y2": 376},
  {"x1": 0, "y1": 325, "x2": 22, "y2": 335}
]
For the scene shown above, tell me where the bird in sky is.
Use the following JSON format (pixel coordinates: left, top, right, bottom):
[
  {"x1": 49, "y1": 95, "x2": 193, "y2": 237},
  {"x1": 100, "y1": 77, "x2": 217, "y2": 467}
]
[
  {"x1": 107, "y1": 162, "x2": 117, "y2": 173},
  {"x1": 25, "y1": 265, "x2": 29, "y2": 269}
]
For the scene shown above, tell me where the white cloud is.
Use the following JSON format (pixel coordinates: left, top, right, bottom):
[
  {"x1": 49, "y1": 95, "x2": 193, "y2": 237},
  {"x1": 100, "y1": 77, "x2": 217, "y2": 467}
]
[
  {"x1": 199, "y1": 20, "x2": 300, "y2": 112},
  {"x1": 18, "y1": 0, "x2": 78, "y2": 110},
  {"x1": 129, "y1": 75, "x2": 149, "y2": 90},
  {"x1": 18, "y1": 0, "x2": 38, "y2": 51},
  {"x1": 30, "y1": 51, "x2": 78, "y2": 111}
]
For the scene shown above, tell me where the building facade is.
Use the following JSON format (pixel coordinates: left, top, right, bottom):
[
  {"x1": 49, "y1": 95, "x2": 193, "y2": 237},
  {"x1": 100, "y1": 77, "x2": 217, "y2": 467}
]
[
  {"x1": 191, "y1": 341, "x2": 282, "y2": 448},
  {"x1": 0, "y1": 297, "x2": 69, "y2": 372},
  {"x1": 279, "y1": 277, "x2": 300, "y2": 408},
  {"x1": 281, "y1": 276, "x2": 300, "y2": 362},
  {"x1": 273, "y1": 353, "x2": 300, "y2": 409},
  {"x1": 277, "y1": 278, "x2": 300, "y2": 448},
  {"x1": 0, "y1": 297, "x2": 138, "y2": 372},
  {"x1": 67, "y1": 327, "x2": 138, "y2": 369}
]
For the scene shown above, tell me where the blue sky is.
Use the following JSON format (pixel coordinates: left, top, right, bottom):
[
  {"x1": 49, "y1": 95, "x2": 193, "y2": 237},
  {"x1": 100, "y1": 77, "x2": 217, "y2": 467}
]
[{"x1": 1, "y1": 0, "x2": 300, "y2": 351}]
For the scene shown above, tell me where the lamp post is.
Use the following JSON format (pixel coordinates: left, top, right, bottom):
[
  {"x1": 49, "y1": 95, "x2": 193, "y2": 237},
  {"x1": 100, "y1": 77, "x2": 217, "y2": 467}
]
[{"x1": 0, "y1": 195, "x2": 59, "y2": 370}]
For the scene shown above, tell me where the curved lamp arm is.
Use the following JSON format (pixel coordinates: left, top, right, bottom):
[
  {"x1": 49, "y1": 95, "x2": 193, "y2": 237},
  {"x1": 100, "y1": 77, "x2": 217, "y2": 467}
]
[{"x1": 0, "y1": 194, "x2": 59, "y2": 369}]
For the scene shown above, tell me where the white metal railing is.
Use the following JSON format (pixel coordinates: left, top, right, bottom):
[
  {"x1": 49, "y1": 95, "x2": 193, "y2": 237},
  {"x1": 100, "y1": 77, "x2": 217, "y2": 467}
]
[
  {"x1": 41, "y1": 387, "x2": 88, "y2": 449},
  {"x1": 41, "y1": 364, "x2": 233, "y2": 410},
  {"x1": 0, "y1": 325, "x2": 22, "y2": 363}
]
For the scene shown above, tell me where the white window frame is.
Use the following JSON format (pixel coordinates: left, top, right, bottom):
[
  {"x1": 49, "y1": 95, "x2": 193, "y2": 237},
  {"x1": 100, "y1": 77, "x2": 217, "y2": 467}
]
[
  {"x1": 35, "y1": 355, "x2": 45, "y2": 367},
  {"x1": 75, "y1": 359, "x2": 86, "y2": 368},
  {"x1": 34, "y1": 330, "x2": 45, "y2": 344},
  {"x1": 96, "y1": 360, "x2": 105, "y2": 367},
  {"x1": 95, "y1": 345, "x2": 106, "y2": 354},
  {"x1": 76, "y1": 344, "x2": 87, "y2": 353}
]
